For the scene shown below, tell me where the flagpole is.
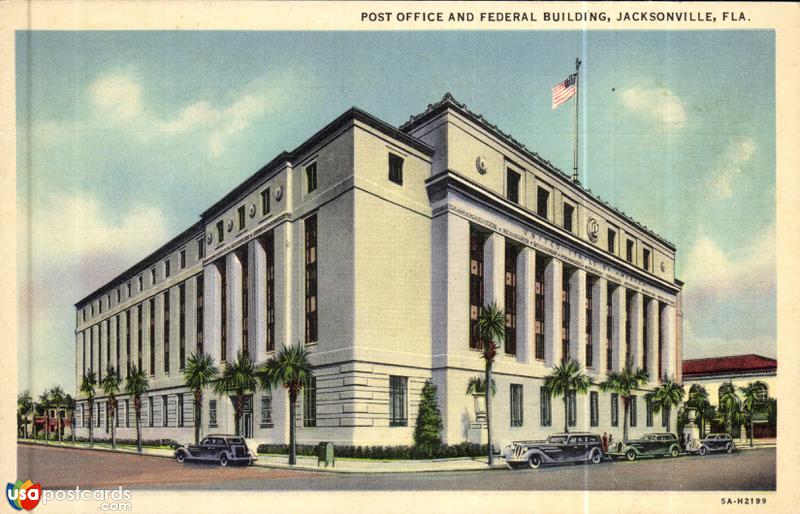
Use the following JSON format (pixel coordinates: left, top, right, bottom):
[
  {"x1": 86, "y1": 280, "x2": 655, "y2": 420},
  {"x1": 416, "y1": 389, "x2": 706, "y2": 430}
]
[{"x1": 572, "y1": 58, "x2": 581, "y2": 183}]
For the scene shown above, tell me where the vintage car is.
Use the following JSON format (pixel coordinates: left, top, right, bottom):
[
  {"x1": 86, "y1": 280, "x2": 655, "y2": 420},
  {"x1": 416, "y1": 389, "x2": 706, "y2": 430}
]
[
  {"x1": 502, "y1": 432, "x2": 606, "y2": 469},
  {"x1": 607, "y1": 432, "x2": 681, "y2": 461},
  {"x1": 686, "y1": 433, "x2": 735, "y2": 456},
  {"x1": 174, "y1": 434, "x2": 256, "y2": 466}
]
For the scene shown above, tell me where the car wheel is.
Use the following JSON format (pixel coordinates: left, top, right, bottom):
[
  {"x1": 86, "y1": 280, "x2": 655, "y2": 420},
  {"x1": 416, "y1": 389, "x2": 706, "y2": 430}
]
[
  {"x1": 671, "y1": 447, "x2": 680, "y2": 458},
  {"x1": 176, "y1": 451, "x2": 186, "y2": 464},
  {"x1": 527, "y1": 454, "x2": 543, "y2": 469},
  {"x1": 699, "y1": 446, "x2": 707, "y2": 456},
  {"x1": 591, "y1": 450, "x2": 602, "y2": 464},
  {"x1": 625, "y1": 449, "x2": 636, "y2": 461},
  {"x1": 726, "y1": 444, "x2": 733, "y2": 454},
  {"x1": 219, "y1": 454, "x2": 229, "y2": 467}
]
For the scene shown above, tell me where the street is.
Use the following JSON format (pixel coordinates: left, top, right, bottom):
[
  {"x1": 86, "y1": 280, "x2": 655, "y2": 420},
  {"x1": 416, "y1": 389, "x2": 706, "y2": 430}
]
[{"x1": 17, "y1": 444, "x2": 775, "y2": 491}]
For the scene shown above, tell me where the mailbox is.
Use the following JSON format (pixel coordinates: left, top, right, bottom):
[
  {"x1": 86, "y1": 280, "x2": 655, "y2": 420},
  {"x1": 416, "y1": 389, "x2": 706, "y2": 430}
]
[{"x1": 317, "y1": 441, "x2": 335, "y2": 467}]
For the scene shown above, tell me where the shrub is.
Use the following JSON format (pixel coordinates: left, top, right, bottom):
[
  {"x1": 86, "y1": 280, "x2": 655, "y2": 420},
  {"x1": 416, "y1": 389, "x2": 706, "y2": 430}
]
[{"x1": 255, "y1": 442, "x2": 489, "y2": 460}]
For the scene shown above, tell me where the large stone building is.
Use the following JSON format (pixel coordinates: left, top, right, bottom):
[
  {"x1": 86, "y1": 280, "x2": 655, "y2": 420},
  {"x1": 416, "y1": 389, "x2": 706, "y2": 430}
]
[{"x1": 74, "y1": 93, "x2": 684, "y2": 448}]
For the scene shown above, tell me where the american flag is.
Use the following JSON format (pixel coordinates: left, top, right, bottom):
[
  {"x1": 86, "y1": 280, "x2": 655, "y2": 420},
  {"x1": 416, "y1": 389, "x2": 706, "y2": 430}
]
[{"x1": 552, "y1": 73, "x2": 577, "y2": 109}]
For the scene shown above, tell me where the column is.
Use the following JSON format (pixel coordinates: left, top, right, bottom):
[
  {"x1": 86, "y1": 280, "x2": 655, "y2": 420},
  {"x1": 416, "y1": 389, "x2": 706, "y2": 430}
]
[
  {"x1": 629, "y1": 292, "x2": 644, "y2": 369},
  {"x1": 661, "y1": 304, "x2": 677, "y2": 380},
  {"x1": 251, "y1": 238, "x2": 268, "y2": 362},
  {"x1": 226, "y1": 252, "x2": 243, "y2": 361},
  {"x1": 646, "y1": 299, "x2": 660, "y2": 384},
  {"x1": 110, "y1": 315, "x2": 118, "y2": 374},
  {"x1": 611, "y1": 285, "x2": 626, "y2": 371},
  {"x1": 483, "y1": 233, "x2": 505, "y2": 310},
  {"x1": 544, "y1": 258, "x2": 562, "y2": 367},
  {"x1": 273, "y1": 221, "x2": 294, "y2": 352},
  {"x1": 170, "y1": 285, "x2": 180, "y2": 375},
  {"x1": 203, "y1": 263, "x2": 222, "y2": 364},
  {"x1": 569, "y1": 268, "x2": 587, "y2": 365},
  {"x1": 592, "y1": 278, "x2": 608, "y2": 375},
  {"x1": 515, "y1": 247, "x2": 535, "y2": 364}
]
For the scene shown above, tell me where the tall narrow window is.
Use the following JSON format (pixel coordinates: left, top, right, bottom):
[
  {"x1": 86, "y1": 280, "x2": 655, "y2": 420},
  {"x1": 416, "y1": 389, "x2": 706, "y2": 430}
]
[
  {"x1": 306, "y1": 162, "x2": 318, "y2": 193},
  {"x1": 506, "y1": 168, "x2": 520, "y2": 203},
  {"x1": 138, "y1": 275, "x2": 143, "y2": 292},
  {"x1": 261, "y1": 188, "x2": 271, "y2": 215},
  {"x1": 148, "y1": 397, "x2": 154, "y2": 428},
  {"x1": 105, "y1": 321, "x2": 110, "y2": 376},
  {"x1": 305, "y1": 215, "x2": 318, "y2": 343},
  {"x1": 126, "y1": 282, "x2": 131, "y2": 298},
  {"x1": 646, "y1": 397, "x2": 654, "y2": 427},
  {"x1": 658, "y1": 303, "x2": 664, "y2": 382},
  {"x1": 389, "y1": 153, "x2": 404, "y2": 185},
  {"x1": 608, "y1": 229, "x2": 616, "y2": 254},
  {"x1": 562, "y1": 271, "x2": 570, "y2": 361},
  {"x1": 626, "y1": 239, "x2": 634, "y2": 263},
  {"x1": 469, "y1": 227, "x2": 485, "y2": 350},
  {"x1": 177, "y1": 393, "x2": 184, "y2": 427},
  {"x1": 303, "y1": 376, "x2": 317, "y2": 427},
  {"x1": 642, "y1": 299, "x2": 649, "y2": 374},
  {"x1": 180, "y1": 249, "x2": 186, "y2": 269},
  {"x1": 534, "y1": 255, "x2": 546, "y2": 360},
  {"x1": 82, "y1": 332, "x2": 86, "y2": 375},
  {"x1": 389, "y1": 376, "x2": 408, "y2": 427},
  {"x1": 98, "y1": 326, "x2": 103, "y2": 382},
  {"x1": 261, "y1": 395, "x2": 273, "y2": 426},
  {"x1": 149, "y1": 298, "x2": 155, "y2": 375},
  {"x1": 504, "y1": 242, "x2": 518, "y2": 355},
  {"x1": 137, "y1": 305, "x2": 143, "y2": 371},
  {"x1": 510, "y1": 384, "x2": 523, "y2": 427},
  {"x1": 196, "y1": 275, "x2": 204, "y2": 356},
  {"x1": 197, "y1": 237, "x2": 205, "y2": 259},
  {"x1": 89, "y1": 328, "x2": 94, "y2": 375},
  {"x1": 162, "y1": 395, "x2": 169, "y2": 427},
  {"x1": 630, "y1": 395, "x2": 638, "y2": 427},
  {"x1": 179, "y1": 284, "x2": 186, "y2": 370},
  {"x1": 116, "y1": 288, "x2": 120, "y2": 303},
  {"x1": 643, "y1": 248, "x2": 651, "y2": 271},
  {"x1": 662, "y1": 404, "x2": 671, "y2": 428},
  {"x1": 125, "y1": 399, "x2": 130, "y2": 428},
  {"x1": 165, "y1": 258, "x2": 171, "y2": 278},
  {"x1": 238, "y1": 205, "x2": 246, "y2": 230},
  {"x1": 611, "y1": 393, "x2": 619, "y2": 427},
  {"x1": 216, "y1": 220, "x2": 224, "y2": 244},
  {"x1": 240, "y1": 249, "x2": 249, "y2": 354},
  {"x1": 567, "y1": 390, "x2": 577, "y2": 427},
  {"x1": 625, "y1": 291, "x2": 632, "y2": 366},
  {"x1": 265, "y1": 233, "x2": 275, "y2": 352},
  {"x1": 590, "y1": 391, "x2": 599, "y2": 427},
  {"x1": 537, "y1": 187, "x2": 549, "y2": 218},
  {"x1": 115, "y1": 315, "x2": 121, "y2": 372},
  {"x1": 125, "y1": 310, "x2": 131, "y2": 376},
  {"x1": 163, "y1": 292, "x2": 170, "y2": 374},
  {"x1": 606, "y1": 286, "x2": 613, "y2": 371},
  {"x1": 151, "y1": 267, "x2": 156, "y2": 285},
  {"x1": 208, "y1": 400, "x2": 217, "y2": 427},
  {"x1": 586, "y1": 277, "x2": 593, "y2": 368},
  {"x1": 540, "y1": 387, "x2": 552, "y2": 427},
  {"x1": 563, "y1": 203, "x2": 574, "y2": 232},
  {"x1": 219, "y1": 262, "x2": 227, "y2": 362}
]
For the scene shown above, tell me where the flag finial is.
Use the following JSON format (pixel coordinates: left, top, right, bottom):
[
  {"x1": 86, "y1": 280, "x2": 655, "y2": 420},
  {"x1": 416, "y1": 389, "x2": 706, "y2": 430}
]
[{"x1": 576, "y1": 57, "x2": 582, "y2": 71}]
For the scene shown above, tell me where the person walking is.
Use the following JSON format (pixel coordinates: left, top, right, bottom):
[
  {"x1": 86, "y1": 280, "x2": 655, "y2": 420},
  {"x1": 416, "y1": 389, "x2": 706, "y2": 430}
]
[{"x1": 602, "y1": 432, "x2": 609, "y2": 454}]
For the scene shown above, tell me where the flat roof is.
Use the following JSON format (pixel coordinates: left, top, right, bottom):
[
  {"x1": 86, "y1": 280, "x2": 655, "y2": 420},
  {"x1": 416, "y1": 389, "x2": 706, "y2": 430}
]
[{"x1": 682, "y1": 354, "x2": 777, "y2": 377}]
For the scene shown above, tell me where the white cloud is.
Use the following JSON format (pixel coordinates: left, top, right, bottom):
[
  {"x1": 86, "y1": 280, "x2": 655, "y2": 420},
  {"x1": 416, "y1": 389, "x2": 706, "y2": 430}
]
[
  {"x1": 89, "y1": 69, "x2": 144, "y2": 120},
  {"x1": 710, "y1": 137, "x2": 756, "y2": 198},
  {"x1": 620, "y1": 86, "x2": 686, "y2": 129}
]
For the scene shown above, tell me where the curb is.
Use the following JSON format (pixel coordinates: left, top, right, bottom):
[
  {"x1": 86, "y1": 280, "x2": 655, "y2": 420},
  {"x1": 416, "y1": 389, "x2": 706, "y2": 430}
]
[{"x1": 18, "y1": 440, "x2": 174, "y2": 460}]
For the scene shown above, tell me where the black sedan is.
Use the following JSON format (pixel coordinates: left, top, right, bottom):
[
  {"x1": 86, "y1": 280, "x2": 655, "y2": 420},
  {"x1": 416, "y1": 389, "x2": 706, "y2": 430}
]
[{"x1": 174, "y1": 434, "x2": 256, "y2": 466}]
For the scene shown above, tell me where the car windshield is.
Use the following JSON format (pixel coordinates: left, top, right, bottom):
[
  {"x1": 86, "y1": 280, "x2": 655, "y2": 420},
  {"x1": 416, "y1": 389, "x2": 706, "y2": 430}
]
[
  {"x1": 200, "y1": 438, "x2": 212, "y2": 445},
  {"x1": 548, "y1": 436, "x2": 568, "y2": 444}
]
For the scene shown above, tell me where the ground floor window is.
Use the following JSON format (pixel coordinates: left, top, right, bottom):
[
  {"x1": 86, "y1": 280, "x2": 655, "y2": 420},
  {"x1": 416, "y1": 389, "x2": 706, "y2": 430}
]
[
  {"x1": 629, "y1": 395, "x2": 637, "y2": 427},
  {"x1": 590, "y1": 391, "x2": 599, "y2": 427},
  {"x1": 540, "y1": 387, "x2": 552, "y2": 427},
  {"x1": 125, "y1": 399, "x2": 130, "y2": 428},
  {"x1": 389, "y1": 376, "x2": 408, "y2": 427},
  {"x1": 261, "y1": 395, "x2": 273, "y2": 426},
  {"x1": 662, "y1": 404, "x2": 671, "y2": 428},
  {"x1": 611, "y1": 393, "x2": 619, "y2": 427},
  {"x1": 304, "y1": 377, "x2": 317, "y2": 427},
  {"x1": 148, "y1": 398, "x2": 154, "y2": 428},
  {"x1": 646, "y1": 398, "x2": 654, "y2": 427},
  {"x1": 567, "y1": 390, "x2": 577, "y2": 427},
  {"x1": 177, "y1": 394, "x2": 184, "y2": 427},
  {"x1": 510, "y1": 384, "x2": 523, "y2": 427}
]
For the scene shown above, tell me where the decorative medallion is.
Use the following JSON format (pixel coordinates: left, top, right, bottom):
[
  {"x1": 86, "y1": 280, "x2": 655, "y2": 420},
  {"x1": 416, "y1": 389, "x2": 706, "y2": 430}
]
[
  {"x1": 226, "y1": 219, "x2": 233, "y2": 232},
  {"x1": 249, "y1": 204, "x2": 256, "y2": 218},
  {"x1": 475, "y1": 156, "x2": 488, "y2": 175},
  {"x1": 660, "y1": 261, "x2": 666, "y2": 272},
  {"x1": 275, "y1": 185, "x2": 283, "y2": 201},
  {"x1": 206, "y1": 232, "x2": 212, "y2": 245},
  {"x1": 587, "y1": 217, "x2": 599, "y2": 243}
]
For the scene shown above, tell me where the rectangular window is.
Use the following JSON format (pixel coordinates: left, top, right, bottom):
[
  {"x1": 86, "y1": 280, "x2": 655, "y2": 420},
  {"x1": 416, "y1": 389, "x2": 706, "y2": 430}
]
[
  {"x1": 590, "y1": 391, "x2": 599, "y2": 427},
  {"x1": 643, "y1": 248, "x2": 651, "y2": 271},
  {"x1": 662, "y1": 404, "x2": 671, "y2": 428},
  {"x1": 540, "y1": 387, "x2": 552, "y2": 427},
  {"x1": 99, "y1": 299, "x2": 103, "y2": 314},
  {"x1": 469, "y1": 227, "x2": 485, "y2": 350},
  {"x1": 504, "y1": 242, "x2": 518, "y2": 355},
  {"x1": 536, "y1": 187, "x2": 549, "y2": 218},
  {"x1": 261, "y1": 188, "x2": 271, "y2": 215},
  {"x1": 179, "y1": 284, "x2": 185, "y2": 370},
  {"x1": 630, "y1": 395, "x2": 638, "y2": 427},
  {"x1": 567, "y1": 390, "x2": 577, "y2": 427},
  {"x1": 389, "y1": 153, "x2": 404, "y2": 185},
  {"x1": 126, "y1": 282, "x2": 131, "y2": 298},
  {"x1": 216, "y1": 220, "x2": 225, "y2": 244},
  {"x1": 562, "y1": 271, "x2": 570, "y2": 360},
  {"x1": 180, "y1": 249, "x2": 186, "y2": 269},
  {"x1": 149, "y1": 298, "x2": 155, "y2": 375},
  {"x1": 658, "y1": 304, "x2": 663, "y2": 382},
  {"x1": 208, "y1": 399, "x2": 217, "y2": 427},
  {"x1": 534, "y1": 255, "x2": 546, "y2": 360},
  {"x1": 608, "y1": 229, "x2": 616, "y2": 254},
  {"x1": 510, "y1": 384, "x2": 523, "y2": 427},
  {"x1": 240, "y1": 249, "x2": 249, "y2": 354},
  {"x1": 137, "y1": 305, "x2": 143, "y2": 371},
  {"x1": 586, "y1": 276, "x2": 593, "y2": 368},
  {"x1": 89, "y1": 328, "x2": 93, "y2": 375},
  {"x1": 125, "y1": 310, "x2": 131, "y2": 376},
  {"x1": 83, "y1": 309, "x2": 86, "y2": 322},
  {"x1": 125, "y1": 399, "x2": 130, "y2": 428},
  {"x1": 303, "y1": 376, "x2": 317, "y2": 427},
  {"x1": 148, "y1": 397, "x2": 154, "y2": 428},
  {"x1": 646, "y1": 398, "x2": 654, "y2": 427},
  {"x1": 116, "y1": 288, "x2": 120, "y2": 303},
  {"x1": 261, "y1": 395, "x2": 273, "y2": 426},
  {"x1": 177, "y1": 393, "x2": 184, "y2": 427},
  {"x1": 165, "y1": 258, "x2": 171, "y2": 278},
  {"x1": 138, "y1": 275, "x2": 143, "y2": 291},
  {"x1": 238, "y1": 205, "x2": 246, "y2": 231},
  {"x1": 220, "y1": 262, "x2": 227, "y2": 361},
  {"x1": 151, "y1": 267, "x2": 156, "y2": 285},
  {"x1": 164, "y1": 292, "x2": 170, "y2": 374},
  {"x1": 389, "y1": 376, "x2": 408, "y2": 427},
  {"x1": 115, "y1": 314, "x2": 121, "y2": 372},
  {"x1": 197, "y1": 237, "x2": 205, "y2": 259},
  {"x1": 642, "y1": 299, "x2": 649, "y2": 373},
  {"x1": 196, "y1": 274, "x2": 204, "y2": 355},
  {"x1": 625, "y1": 291, "x2": 632, "y2": 366},
  {"x1": 626, "y1": 239, "x2": 634, "y2": 263},
  {"x1": 506, "y1": 168, "x2": 520, "y2": 203},
  {"x1": 611, "y1": 393, "x2": 619, "y2": 427},
  {"x1": 305, "y1": 215, "x2": 318, "y2": 343},
  {"x1": 265, "y1": 233, "x2": 275, "y2": 352},
  {"x1": 162, "y1": 395, "x2": 169, "y2": 427},
  {"x1": 563, "y1": 203, "x2": 574, "y2": 232},
  {"x1": 606, "y1": 286, "x2": 613, "y2": 371},
  {"x1": 306, "y1": 162, "x2": 318, "y2": 193}
]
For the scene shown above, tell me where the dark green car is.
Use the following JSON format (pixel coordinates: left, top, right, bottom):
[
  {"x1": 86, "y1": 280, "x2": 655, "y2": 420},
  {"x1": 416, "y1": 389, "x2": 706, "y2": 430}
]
[{"x1": 607, "y1": 432, "x2": 682, "y2": 461}]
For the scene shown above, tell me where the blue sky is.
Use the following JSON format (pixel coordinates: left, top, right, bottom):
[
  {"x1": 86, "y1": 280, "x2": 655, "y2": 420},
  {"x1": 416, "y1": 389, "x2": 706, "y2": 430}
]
[{"x1": 17, "y1": 30, "x2": 775, "y2": 396}]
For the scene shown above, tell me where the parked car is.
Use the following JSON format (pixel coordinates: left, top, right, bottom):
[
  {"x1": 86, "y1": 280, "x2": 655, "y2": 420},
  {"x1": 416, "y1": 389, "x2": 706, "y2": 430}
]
[
  {"x1": 174, "y1": 434, "x2": 256, "y2": 466},
  {"x1": 502, "y1": 432, "x2": 606, "y2": 469},
  {"x1": 607, "y1": 432, "x2": 681, "y2": 461},
  {"x1": 686, "y1": 433, "x2": 735, "y2": 456}
]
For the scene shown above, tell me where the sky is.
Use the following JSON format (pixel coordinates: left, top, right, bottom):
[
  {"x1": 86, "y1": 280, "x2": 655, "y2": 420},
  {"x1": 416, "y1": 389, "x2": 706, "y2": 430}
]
[{"x1": 16, "y1": 30, "x2": 775, "y2": 397}]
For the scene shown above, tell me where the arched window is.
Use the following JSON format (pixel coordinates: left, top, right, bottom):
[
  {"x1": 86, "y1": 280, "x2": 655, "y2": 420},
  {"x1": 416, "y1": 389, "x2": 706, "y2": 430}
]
[{"x1": 754, "y1": 382, "x2": 769, "y2": 403}]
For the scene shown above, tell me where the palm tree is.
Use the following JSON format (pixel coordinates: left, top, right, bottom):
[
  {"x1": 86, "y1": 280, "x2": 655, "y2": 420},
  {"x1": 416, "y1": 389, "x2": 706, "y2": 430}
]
[
  {"x1": 101, "y1": 366, "x2": 122, "y2": 449},
  {"x1": 124, "y1": 365, "x2": 149, "y2": 453},
  {"x1": 475, "y1": 302, "x2": 504, "y2": 465},
  {"x1": 38, "y1": 391, "x2": 51, "y2": 443},
  {"x1": 647, "y1": 377, "x2": 685, "y2": 434},
  {"x1": 739, "y1": 382, "x2": 768, "y2": 448},
  {"x1": 686, "y1": 384, "x2": 713, "y2": 438},
  {"x1": 258, "y1": 345, "x2": 313, "y2": 466},
  {"x1": 17, "y1": 391, "x2": 32, "y2": 439},
  {"x1": 183, "y1": 352, "x2": 219, "y2": 444},
  {"x1": 79, "y1": 372, "x2": 97, "y2": 447},
  {"x1": 598, "y1": 362, "x2": 648, "y2": 442},
  {"x1": 63, "y1": 394, "x2": 76, "y2": 444},
  {"x1": 544, "y1": 358, "x2": 592, "y2": 434},
  {"x1": 717, "y1": 381, "x2": 741, "y2": 435},
  {"x1": 48, "y1": 386, "x2": 66, "y2": 443},
  {"x1": 213, "y1": 351, "x2": 258, "y2": 437}
]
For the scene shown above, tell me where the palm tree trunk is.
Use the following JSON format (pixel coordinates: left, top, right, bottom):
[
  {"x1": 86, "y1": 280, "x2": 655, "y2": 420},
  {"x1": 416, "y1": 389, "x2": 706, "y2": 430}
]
[
  {"x1": 136, "y1": 405, "x2": 142, "y2": 453},
  {"x1": 485, "y1": 360, "x2": 493, "y2": 464},
  {"x1": 563, "y1": 395, "x2": 569, "y2": 434},
  {"x1": 194, "y1": 390, "x2": 202, "y2": 444},
  {"x1": 289, "y1": 391, "x2": 297, "y2": 466},
  {"x1": 749, "y1": 414, "x2": 754, "y2": 447},
  {"x1": 111, "y1": 401, "x2": 117, "y2": 449},
  {"x1": 623, "y1": 398, "x2": 629, "y2": 442}
]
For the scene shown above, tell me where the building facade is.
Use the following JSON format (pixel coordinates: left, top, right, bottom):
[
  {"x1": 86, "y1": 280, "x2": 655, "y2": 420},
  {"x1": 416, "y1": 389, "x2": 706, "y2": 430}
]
[{"x1": 73, "y1": 93, "x2": 684, "y2": 448}]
